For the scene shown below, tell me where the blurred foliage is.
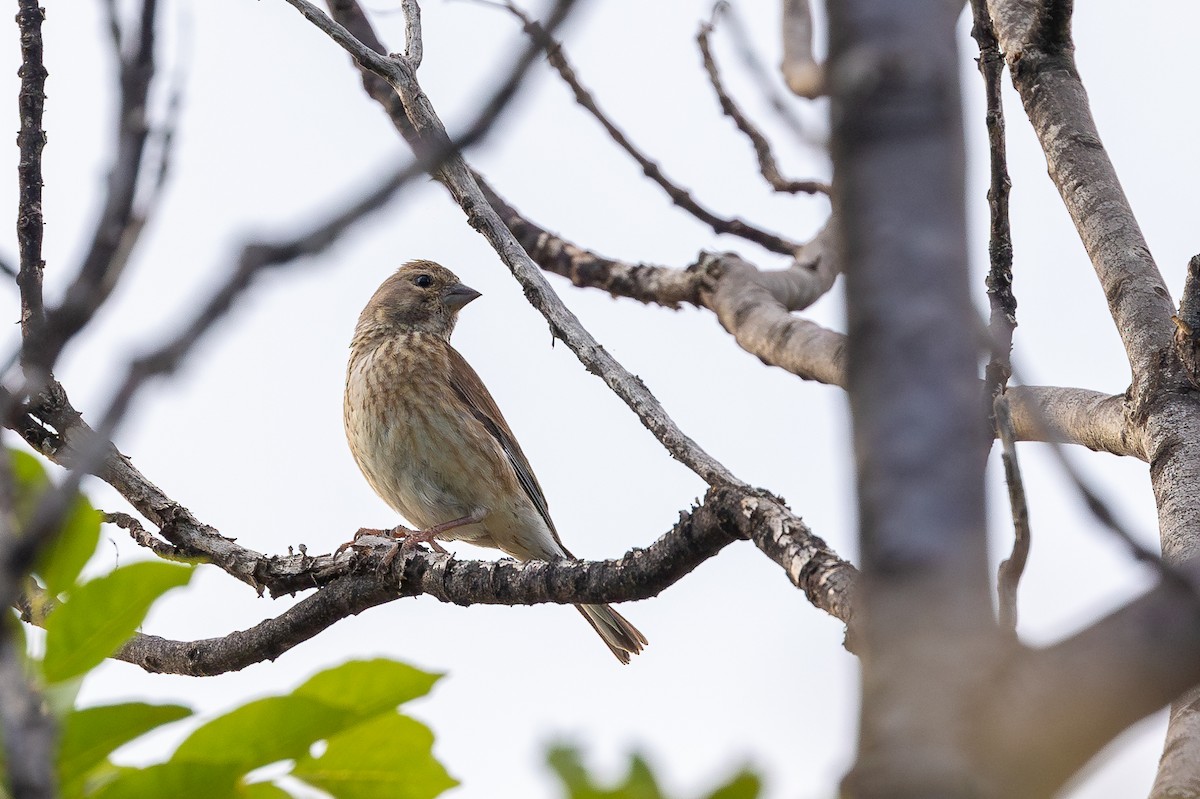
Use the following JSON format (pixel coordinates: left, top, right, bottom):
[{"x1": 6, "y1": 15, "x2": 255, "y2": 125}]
[
  {"x1": 547, "y1": 745, "x2": 761, "y2": 799},
  {"x1": 6, "y1": 449, "x2": 457, "y2": 799}
]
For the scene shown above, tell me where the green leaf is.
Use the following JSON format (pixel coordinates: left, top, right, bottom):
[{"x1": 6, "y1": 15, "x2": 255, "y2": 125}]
[
  {"x1": 238, "y1": 782, "x2": 296, "y2": 799},
  {"x1": 91, "y1": 761, "x2": 240, "y2": 799},
  {"x1": 35, "y1": 495, "x2": 103, "y2": 597},
  {"x1": 621, "y1": 755, "x2": 664, "y2": 799},
  {"x1": 43, "y1": 561, "x2": 193, "y2": 683},
  {"x1": 9, "y1": 449, "x2": 102, "y2": 596},
  {"x1": 43, "y1": 673, "x2": 85, "y2": 719},
  {"x1": 293, "y1": 658, "x2": 442, "y2": 713},
  {"x1": 292, "y1": 713, "x2": 456, "y2": 799},
  {"x1": 58, "y1": 702, "x2": 192, "y2": 787},
  {"x1": 9, "y1": 449, "x2": 50, "y2": 523},
  {"x1": 173, "y1": 659, "x2": 441, "y2": 772},
  {"x1": 704, "y1": 771, "x2": 761, "y2": 799},
  {"x1": 547, "y1": 746, "x2": 600, "y2": 798},
  {"x1": 172, "y1": 695, "x2": 349, "y2": 771}
]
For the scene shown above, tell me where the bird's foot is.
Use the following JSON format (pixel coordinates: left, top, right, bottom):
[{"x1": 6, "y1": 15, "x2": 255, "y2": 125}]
[
  {"x1": 335, "y1": 526, "x2": 407, "y2": 558},
  {"x1": 376, "y1": 528, "x2": 447, "y2": 571}
]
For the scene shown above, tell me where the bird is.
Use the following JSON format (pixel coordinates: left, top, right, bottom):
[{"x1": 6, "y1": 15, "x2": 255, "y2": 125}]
[{"x1": 343, "y1": 259, "x2": 647, "y2": 663}]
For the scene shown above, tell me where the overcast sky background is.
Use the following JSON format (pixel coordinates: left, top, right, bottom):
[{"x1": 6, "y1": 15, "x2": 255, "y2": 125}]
[{"x1": 3, "y1": 1, "x2": 1196, "y2": 797}]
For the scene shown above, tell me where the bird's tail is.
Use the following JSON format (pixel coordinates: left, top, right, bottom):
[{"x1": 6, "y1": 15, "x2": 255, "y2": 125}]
[{"x1": 576, "y1": 604, "x2": 648, "y2": 664}]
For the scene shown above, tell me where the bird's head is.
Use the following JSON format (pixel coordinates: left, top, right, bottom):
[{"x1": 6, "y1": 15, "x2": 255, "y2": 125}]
[{"x1": 356, "y1": 260, "x2": 482, "y2": 341}]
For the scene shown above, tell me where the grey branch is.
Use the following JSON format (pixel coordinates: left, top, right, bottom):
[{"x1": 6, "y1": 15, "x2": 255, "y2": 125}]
[
  {"x1": 104, "y1": 485, "x2": 853, "y2": 676},
  {"x1": 16, "y1": 0, "x2": 48, "y2": 369},
  {"x1": 987, "y1": 0, "x2": 1200, "y2": 790},
  {"x1": 986, "y1": 0, "x2": 1173, "y2": 390},
  {"x1": 780, "y1": 0, "x2": 822, "y2": 98},
  {"x1": 698, "y1": 12, "x2": 828, "y2": 195},
  {"x1": 30, "y1": 0, "x2": 162, "y2": 375},
  {"x1": 993, "y1": 395, "x2": 1030, "y2": 634},
  {"x1": 1171, "y1": 254, "x2": 1200, "y2": 389},
  {"x1": 306, "y1": 0, "x2": 861, "y2": 620},
  {"x1": 498, "y1": 2, "x2": 805, "y2": 256}
]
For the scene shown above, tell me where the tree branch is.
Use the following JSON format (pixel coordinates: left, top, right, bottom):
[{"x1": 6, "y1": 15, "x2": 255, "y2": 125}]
[
  {"x1": 102, "y1": 484, "x2": 854, "y2": 675},
  {"x1": 780, "y1": 0, "x2": 822, "y2": 98},
  {"x1": 16, "y1": 0, "x2": 48, "y2": 370},
  {"x1": 993, "y1": 396, "x2": 1030, "y2": 634},
  {"x1": 969, "y1": 0, "x2": 1016, "y2": 408},
  {"x1": 30, "y1": 0, "x2": 162, "y2": 374},
  {"x1": 498, "y1": 2, "x2": 805, "y2": 256},
  {"x1": 987, "y1": 0, "x2": 1173, "y2": 390},
  {"x1": 698, "y1": 11, "x2": 828, "y2": 195},
  {"x1": 306, "y1": 0, "x2": 862, "y2": 619}
]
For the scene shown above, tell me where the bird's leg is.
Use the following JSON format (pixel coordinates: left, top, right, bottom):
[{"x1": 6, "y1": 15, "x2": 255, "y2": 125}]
[
  {"x1": 394, "y1": 508, "x2": 488, "y2": 555},
  {"x1": 377, "y1": 510, "x2": 488, "y2": 570}
]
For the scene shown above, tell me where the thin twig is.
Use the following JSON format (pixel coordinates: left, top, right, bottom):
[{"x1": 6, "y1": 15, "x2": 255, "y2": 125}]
[
  {"x1": 11, "y1": 157, "x2": 424, "y2": 575},
  {"x1": 717, "y1": 3, "x2": 819, "y2": 148},
  {"x1": 104, "y1": 511, "x2": 196, "y2": 562},
  {"x1": 993, "y1": 395, "x2": 1030, "y2": 634},
  {"x1": 497, "y1": 2, "x2": 804, "y2": 256},
  {"x1": 697, "y1": 13, "x2": 828, "y2": 195},
  {"x1": 16, "y1": 0, "x2": 48, "y2": 369},
  {"x1": 28, "y1": 0, "x2": 160, "y2": 375},
  {"x1": 400, "y1": 0, "x2": 422, "y2": 68},
  {"x1": 971, "y1": 0, "x2": 1016, "y2": 409}
]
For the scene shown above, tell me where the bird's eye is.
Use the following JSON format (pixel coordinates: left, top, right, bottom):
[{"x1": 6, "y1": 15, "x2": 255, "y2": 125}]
[{"x1": 413, "y1": 274, "x2": 433, "y2": 288}]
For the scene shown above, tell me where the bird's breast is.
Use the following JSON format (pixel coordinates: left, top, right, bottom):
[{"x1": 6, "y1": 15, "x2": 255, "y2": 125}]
[{"x1": 343, "y1": 334, "x2": 521, "y2": 544}]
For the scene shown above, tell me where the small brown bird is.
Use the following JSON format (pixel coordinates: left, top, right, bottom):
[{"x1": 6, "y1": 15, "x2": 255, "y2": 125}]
[{"x1": 344, "y1": 260, "x2": 647, "y2": 663}]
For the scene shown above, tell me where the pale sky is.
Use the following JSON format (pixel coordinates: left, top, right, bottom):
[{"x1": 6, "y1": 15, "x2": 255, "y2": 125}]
[{"x1": 5, "y1": 1, "x2": 1196, "y2": 797}]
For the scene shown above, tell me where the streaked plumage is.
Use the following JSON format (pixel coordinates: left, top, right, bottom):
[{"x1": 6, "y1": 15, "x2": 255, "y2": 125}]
[{"x1": 344, "y1": 260, "x2": 647, "y2": 663}]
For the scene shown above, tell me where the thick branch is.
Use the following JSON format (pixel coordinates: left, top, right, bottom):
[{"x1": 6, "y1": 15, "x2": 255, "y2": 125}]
[
  {"x1": 1003, "y1": 385, "x2": 1143, "y2": 459},
  {"x1": 988, "y1": 574, "x2": 1200, "y2": 798},
  {"x1": 112, "y1": 485, "x2": 854, "y2": 675}
]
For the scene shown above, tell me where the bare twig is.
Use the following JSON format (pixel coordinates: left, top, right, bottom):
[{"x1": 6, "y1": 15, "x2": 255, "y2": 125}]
[
  {"x1": 993, "y1": 395, "x2": 1029, "y2": 634},
  {"x1": 780, "y1": 0, "x2": 822, "y2": 98},
  {"x1": 29, "y1": 0, "x2": 162, "y2": 375},
  {"x1": 104, "y1": 511, "x2": 196, "y2": 562},
  {"x1": 718, "y1": 3, "x2": 816, "y2": 147},
  {"x1": 497, "y1": 2, "x2": 804, "y2": 256},
  {"x1": 697, "y1": 13, "x2": 829, "y2": 195},
  {"x1": 16, "y1": 0, "x2": 48, "y2": 368},
  {"x1": 970, "y1": 0, "x2": 1016, "y2": 408}
]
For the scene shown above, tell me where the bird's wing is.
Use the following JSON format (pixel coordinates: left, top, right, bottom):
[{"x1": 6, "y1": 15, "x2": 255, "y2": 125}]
[{"x1": 445, "y1": 345, "x2": 571, "y2": 556}]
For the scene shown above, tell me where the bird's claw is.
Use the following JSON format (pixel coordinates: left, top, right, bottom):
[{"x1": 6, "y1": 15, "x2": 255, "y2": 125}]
[{"x1": 337, "y1": 525, "x2": 448, "y2": 573}]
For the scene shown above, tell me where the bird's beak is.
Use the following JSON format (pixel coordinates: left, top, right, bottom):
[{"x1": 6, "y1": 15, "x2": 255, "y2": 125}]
[{"x1": 443, "y1": 282, "x2": 482, "y2": 311}]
